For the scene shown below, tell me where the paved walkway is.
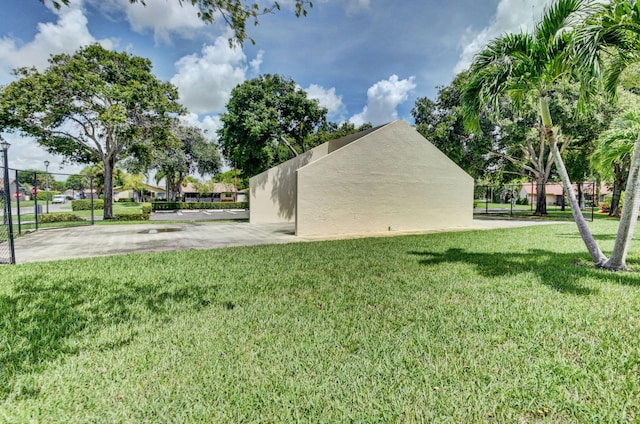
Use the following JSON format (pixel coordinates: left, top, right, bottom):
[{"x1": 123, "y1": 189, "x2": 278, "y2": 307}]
[{"x1": 11, "y1": 218, "x2": 566, "y2": 264}]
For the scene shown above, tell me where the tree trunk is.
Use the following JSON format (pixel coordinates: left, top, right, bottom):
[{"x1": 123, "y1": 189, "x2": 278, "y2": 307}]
[
  {"x1": 540, "y1": 97, "x2": 607, "y2": 267},
  {"x1": 610, "y1": 178, "x2": 622, "y2": 217},
  {"x1": 535, "y1": 177, "x2": 547, "y2": 215},
  {"x1": 168, "y1": 179, "x2": 177, "y2": 202},
  {"x1": 610, "y1": 163, "x2": 625, "y2": 217},
  {"x1": 604, "y1": 132, "x2": 640, "y2": 270},
  {"x1": 103, "y1": 155, "x2": 116, "y2": 219}
]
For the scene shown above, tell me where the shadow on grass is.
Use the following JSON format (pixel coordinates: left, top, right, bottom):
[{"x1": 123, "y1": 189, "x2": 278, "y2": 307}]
[
  {"x1": 409, "y1": 247, "x2": 640, "y2": 295},
  {"x1": 0, "y1": 273, "x2": 218, "y2": 399},
  {"x1": 555, "y1": 232, "x2": 622, "y2": 241}
]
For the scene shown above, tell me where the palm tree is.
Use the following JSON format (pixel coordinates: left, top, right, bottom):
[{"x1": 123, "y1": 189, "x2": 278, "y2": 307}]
[
  {"x1": 573, "y1": 0, "x2": 640, "y2": 269},
  {"x1": 590, "y1": 111, "x2": 640, "y2": 216},
  {"x1": 462, "y1": 0, "x2": 609, "y2": 267}
]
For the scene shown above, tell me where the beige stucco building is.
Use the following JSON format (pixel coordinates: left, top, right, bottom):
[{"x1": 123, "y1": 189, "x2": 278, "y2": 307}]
[{"x1": 249, "y1": 120, "x2": 474, "y2": 237}]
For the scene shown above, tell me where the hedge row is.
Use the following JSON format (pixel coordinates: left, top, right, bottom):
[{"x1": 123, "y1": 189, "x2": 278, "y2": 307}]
[
  {"x1": 39, "y1": 213, "x2": 85, "y2": 223},
  {"x1": 152, "y1": 202, "x2": 249, "y2": 211},
  {"x1": 72, "y1": 199, "x2": 104, "y2": 211},
  {"x1": 114, "y1": 213, "x2": 150, "y2": 221}
]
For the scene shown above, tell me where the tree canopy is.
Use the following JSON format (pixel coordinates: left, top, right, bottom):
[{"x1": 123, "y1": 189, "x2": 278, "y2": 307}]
[
  {"x1": 412, "y1": 71, "x2": 496, "y2": 181},
  {"x1": 1, "y1": 44, "x2": 183, "y2": 219},
  {"x1": 152, "y1": 124, "x2": 222, "y2": 202},
  {"x1": 218, "y1": 74, "x2": 327, "y2": 178}
]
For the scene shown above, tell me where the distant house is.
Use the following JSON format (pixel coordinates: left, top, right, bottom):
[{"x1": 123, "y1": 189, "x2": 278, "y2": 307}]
[
  {"x1": 519, "y1": 182, "x2": 609, "y2": 206},
  {"x1": 249, "y1": 120, "x2": 474, "y2": 237},
  {"x1": 180, "y1": 182, "x2": 240, "y2": 202},
  {"x1": 0, "y1": 179, "x2": 25, "y2": 200},
  {"x1": 114, "y1": 183, "x2": 166, "y2": 202}
]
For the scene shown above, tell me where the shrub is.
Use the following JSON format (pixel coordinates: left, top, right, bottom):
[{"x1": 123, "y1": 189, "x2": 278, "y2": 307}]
[
  {"x1": 114, "y1": 213, "x2": 150, "y2": 221},
  {"x1": 72, "y1": 199, "x2": 104, "y2": 211},
  {"x1": 142, "y1": 205, "x2": 152, "y2": 214},
  {"x1": 39, "y1": 213, "x2": 85, "y2": 223},
  {"x1": 152, "y1": 201, "x2": 249, "y2": 211},
  {"x1": 516, "y1": 197, "x2": 528, "y2": 205},
  {"x1": 118, "y1": 198, "x2": 134, "y2": 203},
  {"x1": 601, "y1": 194, "x2": 624, "y2": 215}
]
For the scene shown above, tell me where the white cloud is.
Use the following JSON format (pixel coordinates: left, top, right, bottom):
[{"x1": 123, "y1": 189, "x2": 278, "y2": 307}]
[
  {"x1": 250, "y1": 50, "x2": 264, "y2": 75},
  {"x1": 454, "y1": 0, "x2": 551, "y2": 73},
  {"x1": 0, "y1": 4, "x2": 114, "y2": 82},
  {"x1": 91, "y1": 0, "x2": 206, "y2": 44},
  {"x1": 171, "y1": 36, "x2": 259, "y2": 114},
  {"x1": 305, "y1": 84, "x2": 346, "y2": 120},
  {"x1": 349, "y1": 75, "x2": 416, "y2": 126}
]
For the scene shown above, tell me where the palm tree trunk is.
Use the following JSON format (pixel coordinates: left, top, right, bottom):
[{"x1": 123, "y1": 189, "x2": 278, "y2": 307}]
[
  {"x1": 604, "y1": 132, "x2": 640, "y2": 270},
  {"x1": 549, "y1": 137, "x2": 608, "y2": 266},
  {"x1": 540, "y1": 97, "x2": 607, "y2": 267}
]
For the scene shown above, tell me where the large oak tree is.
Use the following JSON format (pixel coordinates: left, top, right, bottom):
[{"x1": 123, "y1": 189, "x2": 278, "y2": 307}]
[{"x1": 1, "y1": 44, "x2": 183, "y2": 219}]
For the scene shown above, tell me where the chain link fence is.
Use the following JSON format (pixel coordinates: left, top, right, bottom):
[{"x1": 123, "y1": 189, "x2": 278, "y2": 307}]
[
  {"x1": 1, "y1": 149, "x2": 16, "y2": 264},
  {"x1": 9, "y1": 168, "x2": 97, "y2": 235},
  {"x1": 474, "y1": 182, "x2": 597, "y2": 221}
]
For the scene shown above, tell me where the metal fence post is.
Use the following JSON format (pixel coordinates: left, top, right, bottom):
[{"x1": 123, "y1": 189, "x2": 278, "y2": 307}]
[
  {"x1": 33, "y1": 171, "x2": 39, "y2": 231},
  {"x1": 90, "y1": 176, "x2": 95, "y2": 224},
  {"x1": 591, "y1": 181, "x2": 595, "y2": 222},
  {"x1": 14, "y1": 169, "x2": 21, "y2": 235}
]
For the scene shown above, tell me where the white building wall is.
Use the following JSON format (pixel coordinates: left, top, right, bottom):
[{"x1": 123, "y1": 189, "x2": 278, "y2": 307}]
[
  {"x1": 249, "y1": 127, "x2": 377, "y2": 224},
  {"x1": 295, "y1": 121, "x2": 474, "y2": 237}
]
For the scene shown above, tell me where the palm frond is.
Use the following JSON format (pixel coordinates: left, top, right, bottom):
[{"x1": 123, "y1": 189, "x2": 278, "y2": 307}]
[
  {"x1": 590, "y1": 108, "x2": 640, "y2": 176},
  {"x1": 462, "y1": 33, "x2": 537, "y2": 132},
  {"x1": 535, "y1": 0, "x2": 588, "y2": 47},
  {"x1": 605, "y1": 49, "x2": 640, "y2": 95},
  {"x1": 574, "y1": 0, "x2": 640, "y2": 97}
]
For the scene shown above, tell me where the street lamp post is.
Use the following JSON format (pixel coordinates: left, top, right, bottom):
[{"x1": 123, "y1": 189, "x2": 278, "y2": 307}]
[
  {"x1": 1, "y1": 138, "x2": 16, "y2": 264},
  {"x1": 44, "y1": 160, "x2": 50, "y2": 214}
]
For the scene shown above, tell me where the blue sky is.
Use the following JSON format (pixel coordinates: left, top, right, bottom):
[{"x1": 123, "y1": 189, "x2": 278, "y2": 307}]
[{"x1": 0, "y1": 0, "x2": 551, "y2": 174}]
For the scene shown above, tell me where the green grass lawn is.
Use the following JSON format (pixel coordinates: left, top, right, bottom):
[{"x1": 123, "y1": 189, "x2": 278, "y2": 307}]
[{"x1": 1, "y1": 221, "x2": 640, "y2": 422}]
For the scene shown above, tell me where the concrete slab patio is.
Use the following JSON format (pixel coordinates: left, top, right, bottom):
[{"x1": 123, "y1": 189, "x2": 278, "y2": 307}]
[{"x1": 11, "y1": 218, "x2": 567, "y2": 264}]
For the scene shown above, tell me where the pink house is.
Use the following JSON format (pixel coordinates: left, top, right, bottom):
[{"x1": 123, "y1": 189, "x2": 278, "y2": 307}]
[{"x1": 519, "y1": 182, "x2": 609, "y2": 206}]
